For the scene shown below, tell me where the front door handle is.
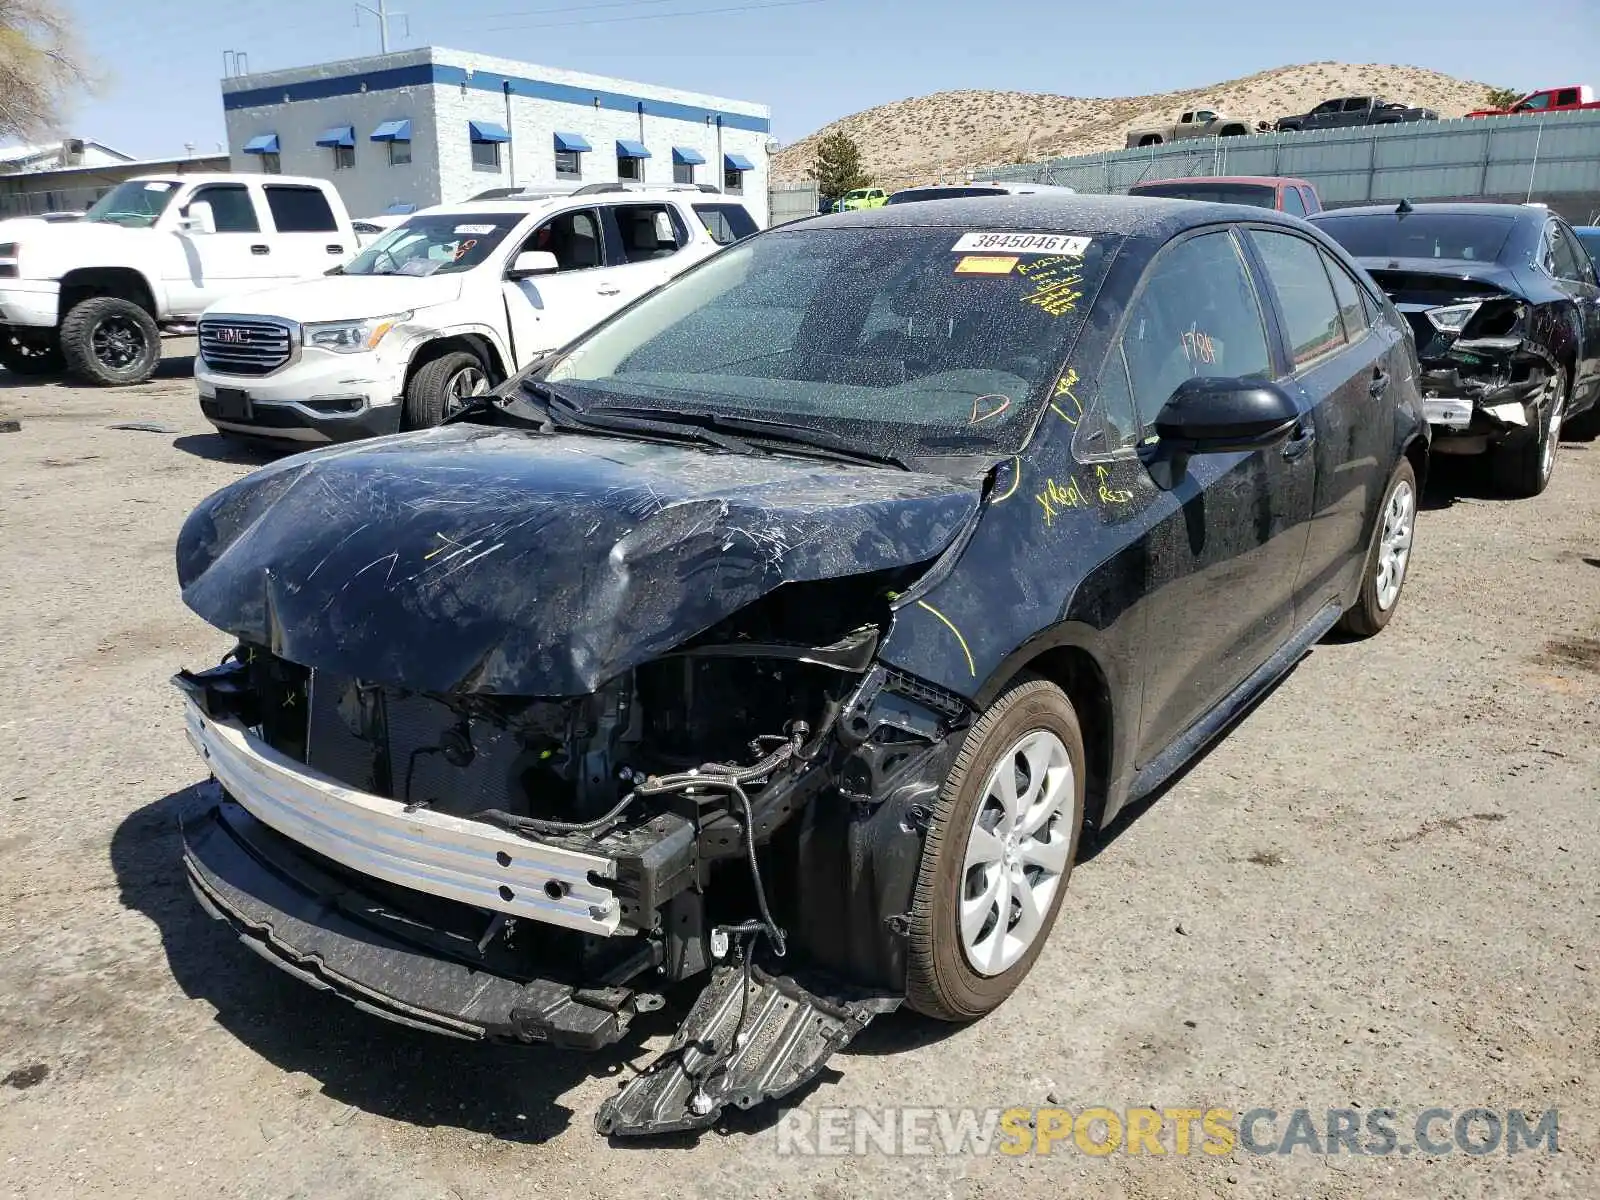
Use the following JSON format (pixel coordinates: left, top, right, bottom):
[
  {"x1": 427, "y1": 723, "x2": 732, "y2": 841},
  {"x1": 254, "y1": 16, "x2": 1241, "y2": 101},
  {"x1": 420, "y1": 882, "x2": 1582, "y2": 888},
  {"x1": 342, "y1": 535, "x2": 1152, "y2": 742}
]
[
  {"x1": 1282, "y1": 419, "x2": 1316, "y2": 460},
  {"x1": 596, "y1": 285, "x2": 621, "y2": 296},
  {"x1": 326, "y1": 243, "x2": 345, "y2": 254},
  {"x1": 1369, "y1": 369, "x2": 1390, "y2": 397},
  {"x1": 250, "y1": 244, "x2": 270, "y2": 255}
]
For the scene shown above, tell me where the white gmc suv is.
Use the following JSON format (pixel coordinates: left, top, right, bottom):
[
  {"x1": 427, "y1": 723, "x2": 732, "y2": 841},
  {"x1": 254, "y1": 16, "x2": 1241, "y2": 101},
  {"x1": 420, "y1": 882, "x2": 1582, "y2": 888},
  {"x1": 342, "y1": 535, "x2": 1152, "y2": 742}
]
[
  {"x1": 194, "y1": 187, "x2": 759, "y2": 444},
  {"x1": 0, "y1": 174, "x2": 356, "y2": 385}
]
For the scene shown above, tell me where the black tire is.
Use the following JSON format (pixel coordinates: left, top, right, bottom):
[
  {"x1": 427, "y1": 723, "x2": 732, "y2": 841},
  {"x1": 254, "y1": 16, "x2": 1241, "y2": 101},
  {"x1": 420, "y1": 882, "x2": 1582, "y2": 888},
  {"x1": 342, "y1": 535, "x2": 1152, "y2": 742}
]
[
  {"x1": 1561, "y1": 396, "x2": 1600, "y2": 442},
  {"x1": 1138, "y1": 135, "x2": 1162, "y2": 147},
  {"x1": 1338, "y1": 458, "x2": 1418, "y2": 638},
  {"x1": 402, "y1": 350, "x2": 490, "y2": 430},
  {"x1": 1488, "y1": 367, "x2": 1566, "y2": 498},
  {"x1": 905, "y1": 675, "x2": 1086, "y2": 1022},
  {"x1": 0, "y1": 329, "x2": 64, "y2": 375},
  {"x1": 1219, "y1": 125, "x2": 1248, "y2": 137},
  {"x1": 60, "y1": 296, "x2": 160, "y2": 386}
]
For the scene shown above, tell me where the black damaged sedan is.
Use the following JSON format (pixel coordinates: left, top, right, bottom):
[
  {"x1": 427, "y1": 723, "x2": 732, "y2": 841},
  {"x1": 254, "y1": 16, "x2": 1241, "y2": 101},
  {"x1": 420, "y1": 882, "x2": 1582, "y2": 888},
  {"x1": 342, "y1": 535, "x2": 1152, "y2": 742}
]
[{"x1": 173, "y1": 196, "x2": 1428, "y2": 1136}]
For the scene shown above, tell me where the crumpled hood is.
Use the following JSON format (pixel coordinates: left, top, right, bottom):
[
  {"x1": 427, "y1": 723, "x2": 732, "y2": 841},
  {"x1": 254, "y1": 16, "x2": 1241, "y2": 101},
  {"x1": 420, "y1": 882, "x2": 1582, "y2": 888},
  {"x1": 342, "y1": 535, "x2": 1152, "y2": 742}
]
[
  {"x1": 200, "y1": 273, "x2": 465, "y2": 322},
  {"x1": 176, "y1": 424, "x2": 983, "y2": 696}
]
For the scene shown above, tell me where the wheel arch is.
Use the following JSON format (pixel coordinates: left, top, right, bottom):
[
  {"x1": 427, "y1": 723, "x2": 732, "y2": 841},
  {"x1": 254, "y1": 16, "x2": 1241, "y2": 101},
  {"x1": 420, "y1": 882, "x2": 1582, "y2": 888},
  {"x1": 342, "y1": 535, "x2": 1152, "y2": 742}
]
[
  {"x1": 972, "y1": 632, "x2": 1118, "y2": 832},
  {"x1": 57, "y1": 267, "x2": 158, "y2": 322},
  {"x1": 404, "y1": 331, "x2": 508, "y2": 388}
]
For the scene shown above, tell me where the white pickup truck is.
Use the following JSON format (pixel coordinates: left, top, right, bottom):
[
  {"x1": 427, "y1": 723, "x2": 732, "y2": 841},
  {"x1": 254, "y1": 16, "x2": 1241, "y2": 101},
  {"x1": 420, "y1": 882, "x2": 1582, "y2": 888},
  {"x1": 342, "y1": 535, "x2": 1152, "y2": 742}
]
[
  {"x1": 0, "y1": 174, "x2": 357, "y2": 385},
  {"x1": 194, "y1": 186, "x2": 758, "y2": 444}
]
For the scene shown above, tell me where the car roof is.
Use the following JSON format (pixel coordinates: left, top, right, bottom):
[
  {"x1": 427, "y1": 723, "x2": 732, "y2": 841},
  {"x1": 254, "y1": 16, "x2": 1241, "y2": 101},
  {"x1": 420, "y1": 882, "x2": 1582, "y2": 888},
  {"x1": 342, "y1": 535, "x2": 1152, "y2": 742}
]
[
  {"x1": 812, "y1": 193, "x2": 1314, "y2": 241},
  {"x1": 1133, "y1": 176, "x2": 1314, "y2": 188},
  {"x1": 1311, "y1": 202, "x2": 1542, "y2": 221},
  {"x1": 413, "y1": 189, "x2": 712, "y2": 219}
]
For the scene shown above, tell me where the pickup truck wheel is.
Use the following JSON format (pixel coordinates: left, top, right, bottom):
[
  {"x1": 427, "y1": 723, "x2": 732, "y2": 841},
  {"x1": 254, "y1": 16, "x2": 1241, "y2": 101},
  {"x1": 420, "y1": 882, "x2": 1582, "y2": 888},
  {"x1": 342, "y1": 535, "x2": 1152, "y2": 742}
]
[
  {"x1": 1338, "y1": 458, "x2": 1417, "y2": 638},
  {"x1": 60, "y1": 296, "x2": 161, "y2": 386},
  {"x1": 1138, "y1": 135, "x2": 1162, "y2": 147},
  {"x1": 0, "y1": 330, "x2": 64, "y2": 375},
  {"x1": 403, "y1": 351, "x2": 489, "y2": 429},
  {"x1": 905, "y1": 676, "x2": 1085, "y2": 1022},
  {"x1": 1489, "y1": 367, "x2": 1565, "y2": 498}
]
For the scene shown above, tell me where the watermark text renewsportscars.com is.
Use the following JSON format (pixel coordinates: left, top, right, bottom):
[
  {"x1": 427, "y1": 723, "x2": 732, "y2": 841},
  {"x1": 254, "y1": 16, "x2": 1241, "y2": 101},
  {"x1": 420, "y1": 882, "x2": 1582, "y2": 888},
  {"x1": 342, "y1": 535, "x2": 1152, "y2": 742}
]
[{"x1": 775, "y1": 1106, "x2": 1560, "y2": 1158}]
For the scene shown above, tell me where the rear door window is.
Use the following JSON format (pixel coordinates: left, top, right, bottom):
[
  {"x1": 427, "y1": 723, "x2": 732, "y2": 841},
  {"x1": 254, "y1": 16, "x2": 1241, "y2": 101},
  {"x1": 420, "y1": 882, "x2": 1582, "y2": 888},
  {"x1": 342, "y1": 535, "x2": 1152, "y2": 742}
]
[
  {"x1": 264, "y1": 185, "x2": 337, "y2": 233},
  {"x1": 1248, "y1": 229, "x2": 1348, "y2": 367},
  {"x1": 609, "y1": 203, "x2": 682, "y2": 264},
  {"x1": 1323, "y1": 253, "x2": 1370, "y2": 341}
]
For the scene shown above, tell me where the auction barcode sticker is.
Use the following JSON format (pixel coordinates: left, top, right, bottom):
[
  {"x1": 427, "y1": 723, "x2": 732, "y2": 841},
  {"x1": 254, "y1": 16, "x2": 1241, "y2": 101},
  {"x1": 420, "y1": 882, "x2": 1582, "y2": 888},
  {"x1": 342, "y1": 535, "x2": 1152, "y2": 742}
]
[{"x1": 951, "y1": 232, "x2": 1091, "y2": 256}]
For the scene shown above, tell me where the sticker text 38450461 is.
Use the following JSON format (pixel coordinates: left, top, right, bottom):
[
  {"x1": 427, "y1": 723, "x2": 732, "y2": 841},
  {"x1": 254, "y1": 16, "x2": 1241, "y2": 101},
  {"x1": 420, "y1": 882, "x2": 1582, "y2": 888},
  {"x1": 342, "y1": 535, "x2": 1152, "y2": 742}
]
[{"x1": 951, "y1": 232, "x2": 1092, "y2": 257}]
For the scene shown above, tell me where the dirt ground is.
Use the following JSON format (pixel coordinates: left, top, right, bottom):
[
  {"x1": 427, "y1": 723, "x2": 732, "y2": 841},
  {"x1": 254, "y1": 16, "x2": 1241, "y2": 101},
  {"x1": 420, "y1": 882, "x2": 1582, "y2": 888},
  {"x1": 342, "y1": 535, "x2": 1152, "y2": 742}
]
[{"x1": 1, "y1": 351, "x2": 1597, "y2": 1199}]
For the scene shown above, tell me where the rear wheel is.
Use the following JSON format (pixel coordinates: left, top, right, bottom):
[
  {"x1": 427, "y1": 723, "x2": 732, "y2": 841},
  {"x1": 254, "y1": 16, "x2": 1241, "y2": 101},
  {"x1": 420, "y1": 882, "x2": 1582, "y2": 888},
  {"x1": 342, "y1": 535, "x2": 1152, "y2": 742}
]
[
  {"x1": 1339, "y1": 459, "x2": 1417, "y2": 638},
  {"x1": 1138, "y1": 135, "x2": 1162, "y2": 147},
  {"x1": 60, "y1": 296, "x2": 161, "y2": 386},
  {"x1": 905, "y1": 676, "x2": 1085, "y2": 1021},
  {"x1": 1488, "y1": 367, "x2": 1565, "y2": 498},
  {"x1": 402, "y1": 350, "x2": 490, "y2": 430},
  {"x1": 0, "y1": 329, "x2": 64, "y2": 375}
]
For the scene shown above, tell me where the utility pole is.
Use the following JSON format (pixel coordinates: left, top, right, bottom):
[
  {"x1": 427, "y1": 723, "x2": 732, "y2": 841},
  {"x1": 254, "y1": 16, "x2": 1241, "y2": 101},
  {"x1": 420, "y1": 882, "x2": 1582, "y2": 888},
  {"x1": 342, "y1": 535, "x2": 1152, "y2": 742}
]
[{"x1": 355, "y1": 0, "x2": 409, "y2": 53}]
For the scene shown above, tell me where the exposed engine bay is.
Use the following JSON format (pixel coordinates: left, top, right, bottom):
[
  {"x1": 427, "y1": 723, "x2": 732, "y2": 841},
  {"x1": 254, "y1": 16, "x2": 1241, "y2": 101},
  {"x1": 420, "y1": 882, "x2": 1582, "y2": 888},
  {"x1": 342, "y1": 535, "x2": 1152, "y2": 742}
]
[{"x1": 176, "y1": 567, "x2": 973, "y2": 1136}]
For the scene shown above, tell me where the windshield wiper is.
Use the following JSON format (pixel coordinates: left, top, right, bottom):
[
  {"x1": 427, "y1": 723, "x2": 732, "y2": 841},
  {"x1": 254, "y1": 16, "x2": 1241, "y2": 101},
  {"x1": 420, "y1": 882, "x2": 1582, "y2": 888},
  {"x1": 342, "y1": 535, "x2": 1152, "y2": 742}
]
[
  {"x1": 456, "y1": 380, "x2": 758, "y2": 456},
  {"x1": 585, "y1": 404, "x2": 911, "y2": 471}
]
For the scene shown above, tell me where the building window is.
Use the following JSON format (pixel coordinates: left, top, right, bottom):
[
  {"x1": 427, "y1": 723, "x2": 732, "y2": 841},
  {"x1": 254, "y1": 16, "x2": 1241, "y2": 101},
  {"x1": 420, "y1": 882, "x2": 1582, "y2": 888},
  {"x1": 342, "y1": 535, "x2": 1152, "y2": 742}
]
[
  {"x1": 618, "y1": 154, "x2": 643, "y2": 181},
  {"x1": 673, "y1": 162, "x2": 695, "y2": 185},
  {"x1": 388, "y1": 140, "x2": 411, "y2": 166},
  {"x1": 260, "y1": 152, "x2": 281, "y2": 175},
  {"x1": 724, "y1": 167, "x2": 744, "y2": 194},
  {"x1": 472, "y1": 140, "x2": 502, "y2": 170},
  {"x1": 333, "y1": 144, "x2": 355, "y2": 170},
  {"x1": 555, "y1": 149, "x2": 582, "y2": 180}
]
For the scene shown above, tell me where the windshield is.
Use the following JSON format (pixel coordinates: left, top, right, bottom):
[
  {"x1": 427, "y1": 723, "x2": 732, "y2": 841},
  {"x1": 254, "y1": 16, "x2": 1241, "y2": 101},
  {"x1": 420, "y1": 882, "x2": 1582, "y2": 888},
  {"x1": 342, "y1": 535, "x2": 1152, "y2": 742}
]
[
  {"x1": 84, "y1": 180, "x2": 179, "y2": 227},
  {"x1": 1312, "y1": 213, "x2": 1516, "y2": 262},
  {"x1": 342, "y1": 212, "x2": 524, "y2": 276},
  {"x1": 544, "y1": 224, "x2": 1118, "y2": 458},
  {"x1": 1132, "y1": 183, "x2": 1276, "y2": 207}
]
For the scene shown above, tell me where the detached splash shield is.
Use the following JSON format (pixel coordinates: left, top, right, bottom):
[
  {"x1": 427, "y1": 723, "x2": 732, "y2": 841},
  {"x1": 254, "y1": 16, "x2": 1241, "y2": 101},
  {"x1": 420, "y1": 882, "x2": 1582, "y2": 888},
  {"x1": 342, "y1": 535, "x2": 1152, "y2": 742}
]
[{"x1": 175, "y1": 425, "x2": 981, "y2": 696}]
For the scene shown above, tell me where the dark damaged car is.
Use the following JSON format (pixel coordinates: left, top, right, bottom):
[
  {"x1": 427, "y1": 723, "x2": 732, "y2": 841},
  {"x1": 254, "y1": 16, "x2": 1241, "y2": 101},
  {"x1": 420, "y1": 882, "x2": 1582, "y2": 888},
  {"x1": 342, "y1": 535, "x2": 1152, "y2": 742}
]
[
  {"x1": 1311, "y1": 202, "x2": 1600, "y2": 495},
  {"x1": 172, "y1": 196, "x2": 1428, "y2": 1137}
]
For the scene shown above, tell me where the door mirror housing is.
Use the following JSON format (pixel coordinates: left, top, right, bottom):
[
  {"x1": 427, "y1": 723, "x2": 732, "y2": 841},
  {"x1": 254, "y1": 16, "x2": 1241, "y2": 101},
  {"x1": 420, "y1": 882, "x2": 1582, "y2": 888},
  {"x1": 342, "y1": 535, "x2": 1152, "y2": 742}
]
[
  {"x1": 506, "y1": 250, "x2": 559, "y2": 280},
  {"x1": 180, "y1": 201, "x2": 216, "y2": 234},
  {"x1": 1152, "y1": 376, "x2": 1300, "y2": 456}
]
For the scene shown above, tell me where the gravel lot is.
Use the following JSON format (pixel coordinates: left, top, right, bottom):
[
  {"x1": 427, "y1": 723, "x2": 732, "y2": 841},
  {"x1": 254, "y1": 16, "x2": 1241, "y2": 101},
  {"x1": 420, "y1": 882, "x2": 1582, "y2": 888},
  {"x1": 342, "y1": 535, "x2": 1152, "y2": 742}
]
[{"x1": 1, "y1": 352, "x2": 1597, "y2": 1199}]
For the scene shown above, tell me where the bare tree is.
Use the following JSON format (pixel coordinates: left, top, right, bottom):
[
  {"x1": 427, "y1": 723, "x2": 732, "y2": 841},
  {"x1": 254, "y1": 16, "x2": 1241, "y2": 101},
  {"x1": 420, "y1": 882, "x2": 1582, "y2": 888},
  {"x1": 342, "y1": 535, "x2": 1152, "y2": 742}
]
[{"x1": 0, "y1": 1, "x2": 91, "y2": 143}]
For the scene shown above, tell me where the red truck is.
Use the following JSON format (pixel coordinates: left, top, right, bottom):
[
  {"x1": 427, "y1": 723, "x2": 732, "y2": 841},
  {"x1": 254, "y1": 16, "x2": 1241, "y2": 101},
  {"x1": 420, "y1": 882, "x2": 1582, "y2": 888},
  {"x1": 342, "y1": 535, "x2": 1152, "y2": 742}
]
[
  {"x1": 1467, "y1": 85, "x2": 1600, "y2": 118},
  {"x1": 1128, "y1": 175, "x2": 1323, "y2": 217}
]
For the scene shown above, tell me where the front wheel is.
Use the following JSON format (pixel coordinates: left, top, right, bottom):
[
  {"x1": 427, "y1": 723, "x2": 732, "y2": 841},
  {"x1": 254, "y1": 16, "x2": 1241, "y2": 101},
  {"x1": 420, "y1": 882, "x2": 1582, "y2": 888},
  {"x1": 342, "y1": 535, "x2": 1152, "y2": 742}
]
[
  {"x1": 403, "y1": 350, "x2": 490, "y2": 430},
  {"x1": 1339, "y1": 458, "x2": 1417, "y2": 638},
  {"x1": 905, "y1": 676, "x2": 1086, "y2": 1021},
  {"x1": 0, "y1": 329, "x2": 64, "y2": 375},
  {"x1": 60, "y1": 296, "x2": 161, "y2": 386}
]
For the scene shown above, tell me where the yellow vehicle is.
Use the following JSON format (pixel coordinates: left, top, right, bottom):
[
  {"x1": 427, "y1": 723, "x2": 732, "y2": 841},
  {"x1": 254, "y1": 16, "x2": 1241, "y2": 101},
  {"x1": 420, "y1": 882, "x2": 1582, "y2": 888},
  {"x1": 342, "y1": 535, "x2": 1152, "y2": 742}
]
[{"x1": 837, "y1": 187, "x2": 888, "y2": 211}]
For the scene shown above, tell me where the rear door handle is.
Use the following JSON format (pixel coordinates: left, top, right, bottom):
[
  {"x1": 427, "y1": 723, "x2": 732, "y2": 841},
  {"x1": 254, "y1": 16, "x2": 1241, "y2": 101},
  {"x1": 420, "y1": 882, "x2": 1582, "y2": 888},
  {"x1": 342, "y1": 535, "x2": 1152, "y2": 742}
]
[
  {"x1": 250, "y1": 244, "x2": 270, "y2": 255},
  {"x1": 1282, "y1": 419, "x2": 1316, "y2": 460},
  {"x1": 1369, "y1": 369, "x2": 1390, "y2": 397},
  {"x1": 596, "y1": 286, "x2": 621, "y2": 296},
  {"x1": 326, "y1": 244, "x2": 345, "y2": 254}
]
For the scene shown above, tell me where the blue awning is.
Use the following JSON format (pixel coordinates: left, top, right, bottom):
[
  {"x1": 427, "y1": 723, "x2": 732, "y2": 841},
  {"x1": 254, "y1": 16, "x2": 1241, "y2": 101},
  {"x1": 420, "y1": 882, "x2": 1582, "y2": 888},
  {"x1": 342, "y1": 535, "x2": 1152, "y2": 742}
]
[
  {"x1": 553, "y1": 131, "x2": 591, "y2": 153},
  {"x1": 242, "y1": 134, "x2": 279, "y2": 155},
  {"x1": 370, "y1": 119, "x2": 411, "y2": 142},
  {"x1": 671, "y1": 146, "x2": 706, "y2": 166},
  {"x1": 468, "y1": 119, "x2": 511, "y2": 143},
  {"x1": 383, "y1": 202, "x2": 418, "y2": 215},
  {"x1": 723, "y1": 152, "x2": 755, "y2": 172},
  {"x1": 615, "y1": 139, "x2": 651, "y2": 159},
  {"x1": 315, "y1": 125, "x2": 356, "y2": 148}
]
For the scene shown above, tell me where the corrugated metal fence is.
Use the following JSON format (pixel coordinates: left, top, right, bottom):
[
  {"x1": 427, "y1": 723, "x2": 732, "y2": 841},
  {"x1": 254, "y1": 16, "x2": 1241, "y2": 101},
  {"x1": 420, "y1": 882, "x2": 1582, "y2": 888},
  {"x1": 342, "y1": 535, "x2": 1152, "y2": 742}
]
[
  {"x1": 980, "y1": 110, "x2": 1600, "y2": 221},
  {"x1": 768, "y1": 180, "x2": 820, "y2": 226}
]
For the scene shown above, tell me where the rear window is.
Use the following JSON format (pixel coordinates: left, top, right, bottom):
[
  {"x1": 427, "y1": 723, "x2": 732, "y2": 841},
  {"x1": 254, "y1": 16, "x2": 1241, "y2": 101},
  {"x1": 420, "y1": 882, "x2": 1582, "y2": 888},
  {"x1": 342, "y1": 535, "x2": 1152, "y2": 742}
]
[
  {"x1": 265, "y1": 185, "x2": 338, "y2": 233},
  {"x1": 1312, "y1": 213, "x2": 1515, "y2": 262},
  {"x1": 886, "y1": 187, "x2": 1005, "y2": 204},
  {"x1": 692, "y1": 203, "x2": 758, "y2": 245},
  {"x1": 1129, "y1": 183, "x2": 1277, "y2": 208}
]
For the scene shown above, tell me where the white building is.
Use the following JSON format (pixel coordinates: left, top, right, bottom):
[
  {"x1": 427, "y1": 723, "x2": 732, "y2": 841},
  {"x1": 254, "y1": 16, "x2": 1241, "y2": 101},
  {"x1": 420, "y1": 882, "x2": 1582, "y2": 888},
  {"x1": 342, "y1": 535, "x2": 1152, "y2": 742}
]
[{"x1": 220, "y1": 46, "x2": 772, "y2": 223}]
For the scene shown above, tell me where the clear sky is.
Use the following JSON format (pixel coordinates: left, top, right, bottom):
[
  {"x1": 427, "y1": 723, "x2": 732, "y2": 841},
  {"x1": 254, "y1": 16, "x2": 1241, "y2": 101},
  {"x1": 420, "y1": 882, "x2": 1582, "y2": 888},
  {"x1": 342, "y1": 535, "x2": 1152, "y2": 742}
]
[{"x1": 46, "y1": 0, "x2": 1600, "y2": 159}]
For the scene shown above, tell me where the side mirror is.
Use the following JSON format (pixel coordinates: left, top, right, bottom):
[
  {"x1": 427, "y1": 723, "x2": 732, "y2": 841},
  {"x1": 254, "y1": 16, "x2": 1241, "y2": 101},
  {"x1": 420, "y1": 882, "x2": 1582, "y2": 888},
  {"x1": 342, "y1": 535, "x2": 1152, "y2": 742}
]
[
  {"x1": 180, "y1": 201, "x2": 216, "y2": 235},
  {"x1": 506, "y1": 250, "x2": 559, "y2": 280},
  {"x1": 1151, "y1": 376, "x2": 1300, "y2": 457}
]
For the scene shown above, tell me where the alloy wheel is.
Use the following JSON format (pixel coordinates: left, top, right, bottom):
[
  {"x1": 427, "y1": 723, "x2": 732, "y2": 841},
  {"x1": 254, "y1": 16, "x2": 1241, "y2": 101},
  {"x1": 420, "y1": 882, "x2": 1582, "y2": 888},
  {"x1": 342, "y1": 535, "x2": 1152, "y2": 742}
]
[
  {"x1": 1541, "y1": 395, "x2": 1564, "y2": 482},
  {"x1": 444, "y1": 365, "x2": 489, "y2": 415},
  {"x1": 1375, "y1": 478, "x2": 1414, "y2": 612},
  {"x1": 91, "y1": 315, "x2": 147, "y2": 371},
  {"x1": 959, "y1": 729, "x2": 1075, "y2": 976}
]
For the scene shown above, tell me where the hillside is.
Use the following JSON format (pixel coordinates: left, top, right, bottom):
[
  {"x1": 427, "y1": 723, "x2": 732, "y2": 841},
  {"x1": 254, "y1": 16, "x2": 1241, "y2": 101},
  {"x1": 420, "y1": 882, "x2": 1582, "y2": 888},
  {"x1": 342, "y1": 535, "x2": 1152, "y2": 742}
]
[{"x1": 773, "y1": 62, "x2": 1499, "y2": 186}]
